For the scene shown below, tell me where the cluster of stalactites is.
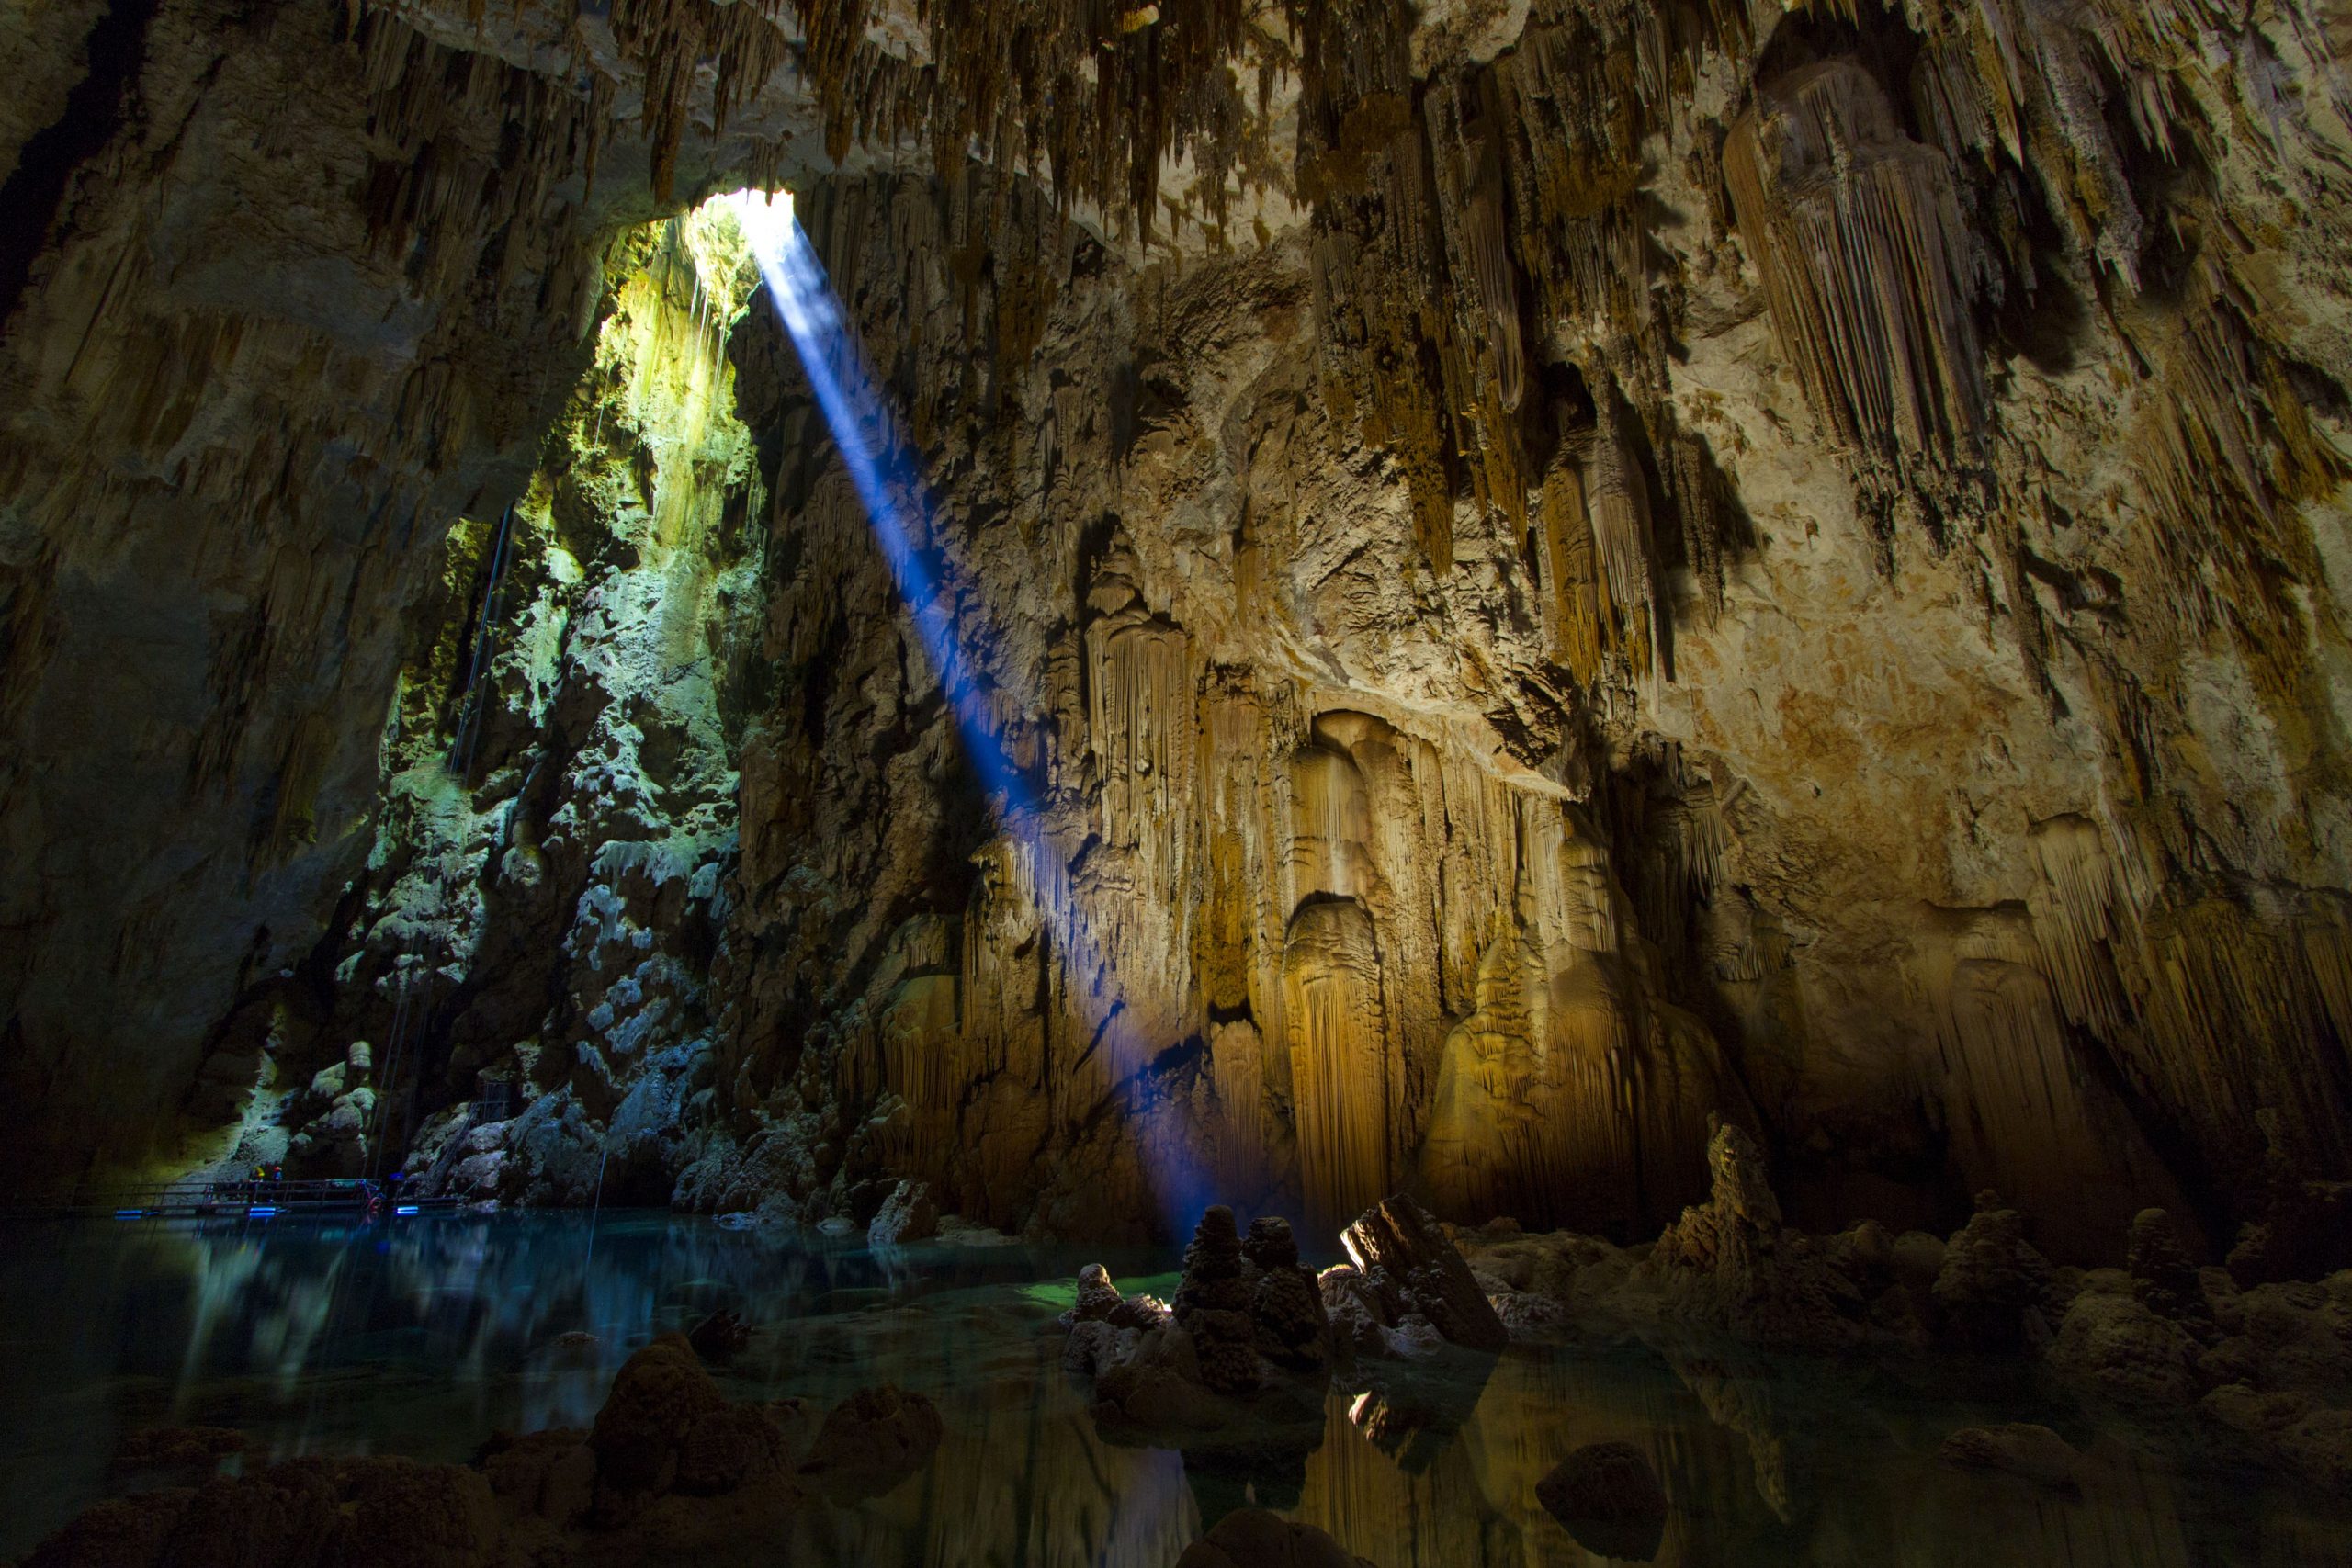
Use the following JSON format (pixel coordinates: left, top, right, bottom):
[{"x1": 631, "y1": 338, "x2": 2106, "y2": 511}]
[
  {"x1": 352, "y1": 7, "x2": 609, "y2": 307},
  {"x1": 609, "y1": 0, "x2": 793, "y2": 202},
  {"x1": 1294, "y1": 0, "x2": 1747, "y2": 697},
  {"x1": 794, "y1": 0, "x2": 1280, "y2": 243},
  {"x1": 1723, "y1": 59, "x2": 1992, "y2": 496}
]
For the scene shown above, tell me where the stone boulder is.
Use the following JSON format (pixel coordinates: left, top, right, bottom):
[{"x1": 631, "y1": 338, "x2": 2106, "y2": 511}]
[
  {"x1": 1060, "y1": 1262, "x2": 1177, "y2": 1376},
  {"x1": 2202, "y1": 1383, "x2": 2352, "y2": 1493},
  {"x1": 2206, "y1": 1271, "x2": 2352, "y2": 1395},
  {"x1": 1245, "y1": 1217, "x2": 1333, "y2": 1371},
  {"x1": 2127, "y1": 1208, "x2": 2213, "y2": 1337},
  {"x1": 2048, "y1": 1283, "x2": 2205, "y2": 1407},
  {"x1": 479, "y1": 1428, "x2": 596, "y2": 1525},
  {"x1": 1535, "y1": 1441, "x2": 1669, "y2": 1561},
  {"x1": 867, "y1": 1179, "x2": 940, "y2": 1247},
  {"x1": 687, "y1": 1307, "x2": 752, "y2": 1364},
  {"x1": 674, "y1": 1404, "x2": 788, "y2": 1495},
  {"x1": 1076, "y1": 1209, "x2": 1335, "y2": 1509},
  {"x1": 1640, "y1": 1124, "x2": 1875, "y2": 1343},
  {"x1": 1340, "y1": 1196, "x2": 1507, "y2": 1354},
  {"x1": 1078, "y1": 1206, "x2": 1332, "y2": 1419},
  {"x1": 22, "y1": 1455, "x2": 502, "y2": 1568},
  {"x1": 18, "y1": 1492, "x2": 196, "y2": 1568}
]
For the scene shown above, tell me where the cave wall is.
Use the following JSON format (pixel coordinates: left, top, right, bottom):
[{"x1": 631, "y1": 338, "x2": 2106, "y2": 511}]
[
  {"x1": 0, "y1": 0, "x2": 833, "y2": 1192},
  {"x1": 6, "y1": 0, "x2": 2352, "y2": 1254}
]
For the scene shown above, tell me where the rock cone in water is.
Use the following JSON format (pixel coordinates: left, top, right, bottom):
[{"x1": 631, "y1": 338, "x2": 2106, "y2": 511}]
[
  {"x1": 1060, "y1": 1208, "x2": 1335, "y2": 1510},
  {"x1": 686, "y1": 1307, "x2": 752, "y2": 1364},
  {"x1": 798, "y1": 1385, "x2": 946, "y2": 1499}
]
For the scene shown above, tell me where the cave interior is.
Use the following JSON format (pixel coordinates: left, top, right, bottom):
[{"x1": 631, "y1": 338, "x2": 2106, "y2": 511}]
[{"x1": 5, "y1": 0, "x2": 2352, "y2": 1561}]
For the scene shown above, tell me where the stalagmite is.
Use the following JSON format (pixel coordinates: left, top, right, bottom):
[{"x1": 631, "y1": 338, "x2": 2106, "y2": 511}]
[{"x1": 1283, "y1": 897, "x2": 1394, "y2": 1233}]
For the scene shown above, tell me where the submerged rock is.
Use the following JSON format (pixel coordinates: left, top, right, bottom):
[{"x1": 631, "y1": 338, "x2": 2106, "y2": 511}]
[
  {"x1": 1535, "y1": 1441, "x2": 1669, "y2": 1562},
  {"x1": 687, "y1": 1307, "x2": 752, "y2": 1364},
  {"x1": 589, "y1": 1334, "x2": 730, "y2": 1510},
  {"x1": 797, "y1": 1384, "x2": 944, "y2": 1499},
  {"x1": 20, "y1": 1332, "x2": 948, "y2": 1565},
  {"x1": 1070, "y1": 1208, "x2": 1334, "y2": 1508},
  {"x1": 1937, "y1": 1424, "x2": 2082, "y2": 1490},
  {"x1": 110, "y1": 1427, "x2": 247, "y2": 1474},
  {"x1": 1172, "y1": 1507, "x2": 1374, "y2": 1568}
]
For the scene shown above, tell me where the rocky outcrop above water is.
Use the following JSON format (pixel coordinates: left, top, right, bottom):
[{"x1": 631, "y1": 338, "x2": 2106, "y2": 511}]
[
  {"x1": 1453, "y1": 1123, "x2": 2352, "y2": 1495},
  {"x1": 1323, "y1": 1195, "x2": 1509, "y2": 1356}
]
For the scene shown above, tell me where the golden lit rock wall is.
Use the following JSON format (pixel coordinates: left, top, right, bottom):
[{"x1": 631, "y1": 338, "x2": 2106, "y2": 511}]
[{"x1": 6, "y1": 0, "x2": 2352, "y2": 1248}]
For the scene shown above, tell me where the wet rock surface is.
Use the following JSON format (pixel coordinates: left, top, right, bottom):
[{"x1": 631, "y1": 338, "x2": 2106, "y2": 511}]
[
  {"x1": 15, "y1": 1209, "x2": 2352, "y2": 1566},
  {"x1": 1067, "y1": 1207, "x2": 1335, "y2": 1509}
]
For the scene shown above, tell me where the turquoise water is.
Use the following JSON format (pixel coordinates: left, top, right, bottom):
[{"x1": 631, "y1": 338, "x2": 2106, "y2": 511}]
[{"x1": 0, "y1": 1212, "x2": 2345, "y2": 1565}]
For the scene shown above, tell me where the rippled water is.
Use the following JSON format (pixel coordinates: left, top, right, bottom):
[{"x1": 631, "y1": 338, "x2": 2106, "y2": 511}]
[{"x1": 0, "y1": 1212, "x2": 2345, "y2": 1565}]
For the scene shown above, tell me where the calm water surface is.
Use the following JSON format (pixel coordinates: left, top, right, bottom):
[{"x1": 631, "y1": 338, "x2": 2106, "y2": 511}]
[{"x1": 0, "y1": 1211, "x2": 2345, "y2": 1565}]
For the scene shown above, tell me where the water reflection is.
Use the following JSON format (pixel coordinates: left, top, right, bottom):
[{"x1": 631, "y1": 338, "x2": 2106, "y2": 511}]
[{"x1": 0, "y1": 1213, "x2": 2345, "y2": 1565}]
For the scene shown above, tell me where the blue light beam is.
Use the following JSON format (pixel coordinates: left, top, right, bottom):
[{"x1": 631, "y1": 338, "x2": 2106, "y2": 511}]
[{"x1": 727, "y1": 190, "x2": 1210, "y2": 1236}]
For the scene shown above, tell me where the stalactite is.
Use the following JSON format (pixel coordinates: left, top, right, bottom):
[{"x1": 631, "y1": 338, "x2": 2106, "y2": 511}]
[
  {"x1": 1723, "y1": 59, "x2": 1991, "y2": 502},
  {"x1": 1918, "y1": 903, "x2": 2188, "y2": 1256},
  {"x1": 1536, "y1": 451, "x2": 1604, "y2": 680},
  {"x1": 795, "y1": 0, "x2": 1268, "y2": 242},
  {"x1": 1421, "y1": 794, "x2": 1729, "y2": 1232},
  {"x1": 1585, "y1": 383, "x2": 1658, "y2": 673},
  {"x1": 354, "y1": 8, "x2": 605, "y2": 300},
  {"x1": 1301, "y1": 0, "x2": 1460, "y2": 572},
  {"x1": 607, "y1": 0, "x2": 789, "y2": 203}
]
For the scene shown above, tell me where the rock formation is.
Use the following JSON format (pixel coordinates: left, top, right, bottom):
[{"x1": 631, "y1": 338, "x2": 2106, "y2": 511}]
[
  {"x1": 4, "y1": 0, "x2": 2352, "y2": 1264},
  {"x1": 1325, "y1": 1195, "x2": 1509, "y2": 1355},
  {"x1": 1534, "y1": 1440, "x2": 1670, "y2": 1562}
]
